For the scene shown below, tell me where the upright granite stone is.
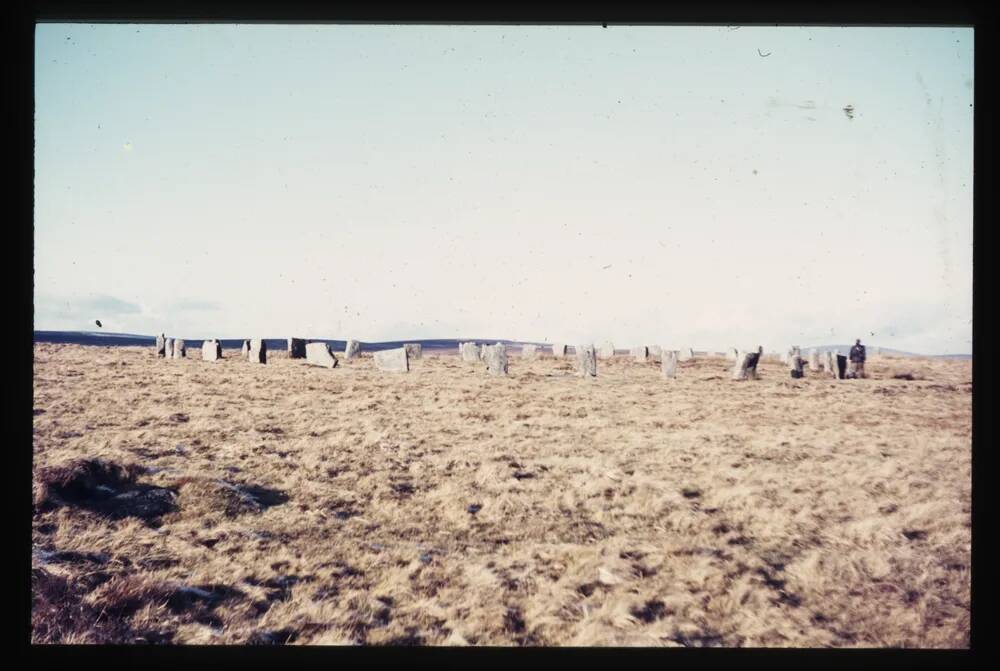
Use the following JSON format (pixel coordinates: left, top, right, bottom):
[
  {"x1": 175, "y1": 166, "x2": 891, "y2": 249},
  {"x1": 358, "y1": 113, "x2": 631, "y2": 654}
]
[
  {"x1": 808, "y1": 349, "x2": 820, "y2": 372},
  {"x1": 577, "y1": 344, "x2": 597, "y2": 377},
  {"x1": 403, "y1": 343, "x2": 422, "y2": 360},
  {"x1": 522, "y1": 344, "x2": 537, "y2": 359},
  {"x1": 305, "y1": 342, "x2": 338, "y2": 369},
  {"x1": 598, "y1": 342, "x2": 615, "y2": 360},
  {"x1": 822, "y1": 351, "x2": 836, "y2": 377},
  {"x1": 648, "y1": 345, "x2": 662, "y2": 358},
  {"x1": 202, "y1": 339, "x2": 222, "y2": 362},
  {"x1": 156, "y1": 334, "x2": 167, "y2": 358},
  {"x1": 241, "y1": 340, "x2": 250, "y2": 358},
  {"x1": 661, "y1": 350, "x2": 678, "y2": 378},
  {"x1": 789, "y1": 354, "x2": 804, "y2": 379},
  {"x1": 344, "y1": 339, "x2": 361, "y2": 359},
  {"x1": 631, "y1": 345, "x2": 649, "y2": 362},
  {"x1": 164, "y1": 338, "x2": 175, "y2": 360},
  {"x1": 461, "y1": 342, "x2": 481, "y2": 362},
  {"x1": 483, "y1": 343, "x2": 509, "y2": 376},
  {"x1": 551, "y1": 343, "x2": 567, "y2": 357},
  {"x1": 375, "y1": 347, "x2": 409, "y2": 373},
  {"x1": 288, "y1": 338, "x2": 306, "y2": 359},
  {"x1": 836, "y1": 354, "x2": 848, "y2": 380},
  {"x1": 173, "y1": 339, "x2": 186, "y2": 359},
  {"x1": 248, "y1": 339, "x2": 267, "y2": 364},
  {"x1": 732, "y1": 348, "x2": 762, "y2": 381}
]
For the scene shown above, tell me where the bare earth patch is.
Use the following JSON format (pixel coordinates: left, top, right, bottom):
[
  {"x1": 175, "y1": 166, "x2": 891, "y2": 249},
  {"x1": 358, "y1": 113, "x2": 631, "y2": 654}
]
[{"x1": 31, "y1": 344, "x2": 971, "y2": 646}]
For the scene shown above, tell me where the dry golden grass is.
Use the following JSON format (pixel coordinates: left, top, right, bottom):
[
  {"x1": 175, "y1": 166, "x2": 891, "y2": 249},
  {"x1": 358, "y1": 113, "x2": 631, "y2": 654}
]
[{"x1": 31, "y1": 344, "x2": 971, "y2": 647}]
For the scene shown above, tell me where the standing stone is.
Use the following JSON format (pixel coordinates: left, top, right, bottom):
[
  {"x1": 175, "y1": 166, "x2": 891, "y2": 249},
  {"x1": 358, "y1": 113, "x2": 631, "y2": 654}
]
[
  {"x1": 789, "y1": 354, "x2": 804, "y2": 379},
  {"x1": 836, "y1": 354, "x2": 848, "y2": 380},
  {"x1": 344, "y1": 339, "x2": 361, "y2": 359},
  {"x1": 551, "y1": 343, "x2": 567, "y2": 357},
  {"x1": 164, "y1": 338, "x2": 175, "y2": 360},
  {"x1": 305, "y1": 342, "x2": 338, "y2": 369},
  {"x1": 156, "y1": 334, "x2": 167, "y2": 358},
  {"x1": 661, "y1": 350, "x2": 678, "y2": 378},
  {"x1": 808, "y1": 349, "x2": 820, "y2": 372},
  {"x1": 648, "y1": 345, "x2": 662, "y2": 358},
  {"x1": 631, "y1": 345, "x2": 648, "y2": 362},
  {"x1": 403, "y1": 343, "x2": 422, "y2": 360},
  {"x1": 202, "y1": 339, "x2": 222, "y2": 362},
  {"x1": 288, "y1": 338, "x2": 306, "y2": 359},
  {"x1": 173, "y1": 339, "x2": 186, "y2": 359},
  {"x1": 732, "y1": 348, "x2": 762, "y2": 381},
  {"x1": 598, "y1": 342, "x2": 615, "y2": 360},
  {"x1": 822, "y1": 351, "x2": 836, "y2": 377},
  {"x1": 241, "y1": 340, "x2": 250, "y2": 358},
  {"x1": 461, "y1": 342, "x2": 481, "y2": 362},
  {"x1": 483, "y1": 343, "x2": 509, "y2": 376},
  {"x1": 577, "y1": 344, "x2": 597, "y2": 377},
  {"x1": 374, "y1": 347, "x2": 409, "y2": 373},
  {"x1": 678, "y1": 348, "x2": 694, "y2": 362},
  {"x1": 248, "y1": 339, "x2": 266, "y2": 364},
  {"x1": 522, "y1": 344, "x2": 537, "y2": 359}
]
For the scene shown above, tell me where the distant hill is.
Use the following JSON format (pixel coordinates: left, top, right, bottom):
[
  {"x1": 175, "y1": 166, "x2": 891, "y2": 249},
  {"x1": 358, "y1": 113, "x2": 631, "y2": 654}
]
[{"x1": 801, "y1": 345, "x2": 971, "y2": 360}]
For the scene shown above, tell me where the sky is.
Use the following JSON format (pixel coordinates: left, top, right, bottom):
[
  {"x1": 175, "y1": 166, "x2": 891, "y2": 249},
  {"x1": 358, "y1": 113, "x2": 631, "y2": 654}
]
[{"x1": 34, "y1": 24, "x2": 973, "y2": 354}]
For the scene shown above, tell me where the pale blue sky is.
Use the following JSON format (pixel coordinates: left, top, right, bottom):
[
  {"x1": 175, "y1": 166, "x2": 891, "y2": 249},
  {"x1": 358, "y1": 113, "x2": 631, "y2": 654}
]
[{"x1": 34, "y1": 24, "x2": 973, "y2": 353}]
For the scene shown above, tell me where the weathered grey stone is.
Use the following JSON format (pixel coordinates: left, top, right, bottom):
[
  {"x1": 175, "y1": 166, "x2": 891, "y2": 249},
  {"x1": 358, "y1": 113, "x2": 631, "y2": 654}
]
[
  {"x1": 551, "y1": 343, "x2": 567, "y2": 357},
  {"x1": 306, "y1": 342, "x2": 338, "y2": 369},
  {"x1": 202, "y1": 339, "x2": 222, "y2": 362},
  {"x1": 241, "y1": 340, "x2": 250, "y2": 358},
  {"x1": 789, "y1": 354, "x2": 804, "y2": 378},
  {"x1": 648, "y1": 345, "x2": 662, "y2": 358},
  {"x1": 678, "y1": 348, "x2": 694, "y2": 362},
  {"x1": 522, "y1": 344, "x2": 537, "y2": 359},
  {"x1": 598, "y1": 342, "x2": 615, "y2": 359},
  {"x1": 732, "y1": 347, "x2": 762, "y2": 381},
  {"x1": 156, "y1": 334, "x2": 167, "y2": 358},
  {"x1": 577, "y1": 344, "x2": 597, "y2": 377},
  {"x1": 288, "y1": 338, "x2": 306, "y2": 359},
  {"x1": 344, "y1": 339, "x2": 361, "y2": 359},
  {"x1": 375, "y1": 347, "x2": 409, "y2": 373},
  {"x1": 164, "y1": 338, "x2": 174, "y2": 359},
  {"x1": 631, "y1": 345, "x2": 648, "y2": 362},
  {"x1": 808, "y1": 349, "x2": 820, "y2": 372},
  {"x1": 461, "y1": 342, "x2": 481, "y2": 362},
  {"x1": 483, "y1": 343, "x2": 508, "y2": 376},
  {"x1": 248, "y1": 339, "x2": 266, "y2": 364},
  {"x1": 661, "y1": 350, "x2": 678, "y2": 378},
  {"x1": 403, "y1": 343, "x2": 422, "y2": 360},
  {"x1": 172, "y1": 339, "x2": 186, "y2": 359}
]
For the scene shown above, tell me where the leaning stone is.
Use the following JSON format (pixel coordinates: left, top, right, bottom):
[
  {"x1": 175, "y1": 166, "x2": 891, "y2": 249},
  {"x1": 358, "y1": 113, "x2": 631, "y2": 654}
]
[
  {"x1": 248, "y1": 339, "x2": 267, "y2": 364},
  {"x1": 522, "y1": 344, "x2": 537, "y2": 359},
  {"x1": 375, "y1": 347, "x2": 409, "y2": 373},
  {"x1": 156, "y1": 334, "x2": 167, "y2": 358},
  {"x1": 577, "y1": 344, "x2": 597, "y2": 377},
  {"x1": 598, "y1": 342, "x2": 615, "y2": 359},
  {"x1": 483, "y1": 343, "x2": 508, "y2": 376},
  {"x1": 461, "y1": 342, "x2": 481, "y2": 362},
  {"x1": 173, "y1": 339, "x2": 186, "y2": 359},
  {"x1": 631, "y1": 346, "x2": 648, "y2": 362},
  {"x1": 344, "y1": 339, "x2": 361, "y2": 359},
  {"x1": 306, "y1": 342, "x2": 338, "y2": 369},
  {"x1": 661, "y1": 350, "x2": 678, "y2": 378},
  {"x1": 403, "y1": 343, "x2": 422, "y2": 360},
  {"x1": 288, "y1": 338, "x2": 306, "y2": 359},
  {"x1": 551, "y1": 343, "x2": 567, "y2": 357},
  {"x1": 202, "y1": 339, "x2": 222, "y2": 362}
]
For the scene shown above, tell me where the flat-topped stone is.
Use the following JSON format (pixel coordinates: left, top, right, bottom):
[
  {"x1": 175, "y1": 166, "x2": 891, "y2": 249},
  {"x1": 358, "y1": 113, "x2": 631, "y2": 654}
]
[
  {"x1": 482, "y1": 343, "x2": 508, "y2": 376},
  {"x1": 375, "y1": 347, "x2": 409, "y2": 373},
  {"x1": 661, "y1": 350, "x2": 678, "y2": 378},
  {"x1": 577, "y1": 344, "x2": 597, "y2": 377},
  {"x1": 288, "y1": 338, "x2": 306, "y2": 359},
  {"x1": 461, "y1": 342, "x2": 481, "y2": 362},
  {"x1": 306, "y1": 342, "x2": 338, "y2": 369},
  {"x1": 344, "y1": 339, "x2": 361, "y2": 359},
  {"x1": 202, "y1": 339, "x2": 222, "y2": 362}
]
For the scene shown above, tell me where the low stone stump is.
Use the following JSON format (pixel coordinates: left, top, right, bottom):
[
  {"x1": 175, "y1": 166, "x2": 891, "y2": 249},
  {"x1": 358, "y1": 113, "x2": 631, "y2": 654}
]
[
  {"x1": 344, "y1": 339, "x2": 361, "y2": 359},
  {"x1": 461, "y1": 342, "x2": 481, "y2": 362},
  {"x1": 577, "y1": 344, "x2": 597, "y2": 377},
  {"x1": 202, "y1": 339, "x2": 222, "y2": 362},
  {"x1": 631, "y1": 346, "x2": 649, "y2": 362},
  {"x1": 375, "y1": 347, "x2": 409, "y2": 373},
  {"x1": 288, "y1": 338, "x2": 306, "y2": 359},
  {"x1": 156, "y1": 334, "x2": 167, "y2": 358},
  {"x1": 172, "y1": 339, "x2": 186, "y2": 359},
  {"x1": 248, "y1": 339, "x2": 267, "y2": 364},
  {"x1": 551, "y1": 343, "x2": 567, "y2": 357},
  {"x1": 403, "y1": 343, "x2": 422, "y2": 360},
  {"x1": 482, "y1": 343, "x2": 509, "y2": 376},
  {"x1": 661, "y1": 350, "x2": 678, "y2": 378},
  {"x1": 306, "y1": 342, "x2": 338, "y2": 369}
]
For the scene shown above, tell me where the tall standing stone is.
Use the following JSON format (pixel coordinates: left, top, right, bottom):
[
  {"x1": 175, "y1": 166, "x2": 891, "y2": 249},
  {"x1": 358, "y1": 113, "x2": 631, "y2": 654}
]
[
  {"x1": 156, "y1": 334, "x2": 167, "y2": 358},
  {"x1": 808, "y1": 349, "x2": 820, "y2": 372},
  {"x1": 202, "y1": 339, "x2": 222, "y2": 362},
  {"x1": 836, "y1": 354, "x2": 848, "y2": 380},
  {"x1": 577, "y1": 344, "x2": 597, "y2": 377},
  {"x1": 375, "y1": 347, "x2": 409, "y2": 373},
  {"x1": 288, "y1": 338, "x2": 306, "y2": 359},
  {"x1": 483, "y1": 343, "x2": 508, "y2": 376},
  {"x1": 598, "y1": 342, "x2": 615, "y2": 360},
  {"x1": 551, "y1": 343, "x2": 567, "y2": 357},
  {"x1": 789, "y1": 354, "x2": 804, "y2": 378},
  {"x1": 306, "y1": 342, "x2": 338, "y2": 369},
  {"x1": 173, "y1": 339, "x2": 186, "y2": 359},
  {"x1": 461, "y1": 342, "x2": 481, "y2": 362},
  {"x1": 522, "y1": 344, "x2": 537, "y2": 359},
  {"x1": 344, "y1": 339, "x2": 361, "y2": 359},
  {"x1": 248, "y1": 339, "x2": 266, "y2": 364},
  {"x1": 661, "y1": 350, "x2": 677, "y2": 378},
  {"x1": 631, "y1": 345, "x2": 649, "y2": 362},
  {"x1": 241, "y1": 340, "x2": 250, "y2": 358},
  {"x1": 164, "y1": 338, "x2": 175, "y2": 360},
  {"x1": 403, "y1": 343, "x2": 422, "y2": 360}
]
